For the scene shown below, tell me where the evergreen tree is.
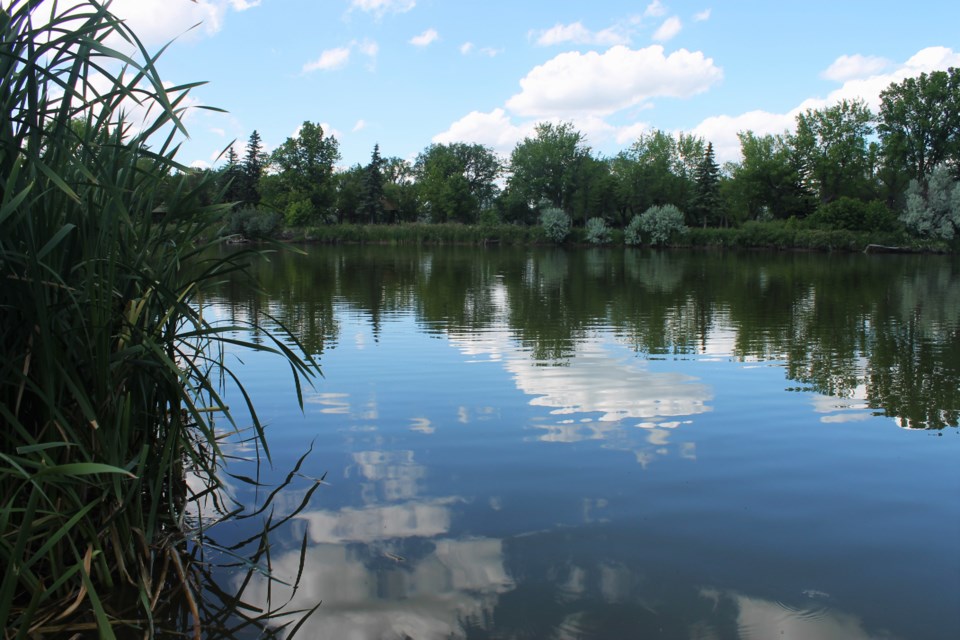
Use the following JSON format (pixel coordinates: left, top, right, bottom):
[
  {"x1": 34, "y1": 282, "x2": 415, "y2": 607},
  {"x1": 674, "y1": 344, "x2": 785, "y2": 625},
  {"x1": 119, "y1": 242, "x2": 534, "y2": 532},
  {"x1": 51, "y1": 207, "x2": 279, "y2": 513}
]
[
  {"x1": 692, "y1": 142, "x2": 723, "y2": 227},
  {"x1": 242, "y1": 130, "x2": 265, "y2": 205},
  {"x1": 359, "y1": 144, "x2": 385, "y2": 223},
  {"x1": 222, "y1": 144, "x2": 245, "y2": 205}
]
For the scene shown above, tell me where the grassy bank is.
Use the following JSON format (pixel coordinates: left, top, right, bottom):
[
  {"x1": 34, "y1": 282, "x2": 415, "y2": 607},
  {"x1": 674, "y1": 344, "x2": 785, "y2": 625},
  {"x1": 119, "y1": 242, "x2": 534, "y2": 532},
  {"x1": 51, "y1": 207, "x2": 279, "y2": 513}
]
[
  {"x1": 277, "y1": 221, "x2": 951, "y2": 253},
  {"x1": 0, "y1": 2, "x2": 316, "y2": 636}
]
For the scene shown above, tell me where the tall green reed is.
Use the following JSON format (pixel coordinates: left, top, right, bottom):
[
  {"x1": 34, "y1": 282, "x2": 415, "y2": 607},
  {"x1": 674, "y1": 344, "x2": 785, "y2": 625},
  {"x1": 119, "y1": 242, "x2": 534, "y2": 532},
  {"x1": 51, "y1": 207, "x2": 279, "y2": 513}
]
[{"x1": 0, "y1": 1, "x2": 317, "y2": 636}]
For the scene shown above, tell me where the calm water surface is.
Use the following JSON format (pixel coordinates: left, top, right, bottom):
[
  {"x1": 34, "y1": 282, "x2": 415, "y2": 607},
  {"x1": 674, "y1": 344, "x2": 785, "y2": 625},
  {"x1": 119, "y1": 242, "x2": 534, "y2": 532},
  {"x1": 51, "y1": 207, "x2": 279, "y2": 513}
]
[{"x1": 205, "y1": 246, "x2": 959, "y2": 640}]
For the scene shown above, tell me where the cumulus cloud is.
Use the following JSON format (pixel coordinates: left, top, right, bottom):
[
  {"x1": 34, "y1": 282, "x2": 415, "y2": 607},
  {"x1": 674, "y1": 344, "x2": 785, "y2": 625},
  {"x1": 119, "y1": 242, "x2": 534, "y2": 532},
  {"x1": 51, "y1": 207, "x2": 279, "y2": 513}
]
[
  {"x1": 432, "y1": 108, "x2": 533, "y2": 155},
  {"x1": 303, "y1": 47, "x2": 351, "y2": 72},
  {"x1": 693, "y1": 9, "x2": 711, "y2": 22},
  {"x1": 505, "y1": 45, "x2": 722, "y2": 117},
  {"x1": 532, "y1": 21, "x2": 629, "y2": 47},
  {"x1": 433, "y1": 109, "x2": 629, "y2": 158},
  {"x1": 302, "y1": 39, "x2": 378, "y2": 73},
  {"x1": 40, "y1": 0, "x2": 258, "y2": 46},
  {"x1": 821, "y1": 54, "x2": 891, "y2": 82},
  {"x1": 615, "y1": 121, "x2": 653, "y2": 145},
  {"x1": 692, "y1": 46, "x2": 960, "y2": 164},
  {"x1": 691, "y1": 110, "x2": 795, "y2": 163},
  {"x1": 652, "y1": 16, "x2": 682, "y2": 41},
  {"x1": 460, "y1": 42, "x2": 474, "y2": 55},
  {"x1": 350, "y1": 0, "x2": 415, "y2": 18},
  {"x1": 410, "y1": 28, "x2": 439, "y2": 47}
]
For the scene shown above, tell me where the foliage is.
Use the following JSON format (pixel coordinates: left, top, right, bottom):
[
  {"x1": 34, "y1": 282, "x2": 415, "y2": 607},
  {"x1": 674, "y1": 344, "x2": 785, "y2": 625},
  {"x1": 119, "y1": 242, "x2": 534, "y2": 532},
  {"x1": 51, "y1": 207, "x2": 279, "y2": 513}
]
[
  {"x1": 241, "y1": 129, "x2": 265, "y2": 205},
  {"x1": 540, "y1": 207, "x2": 572, "y2": 244},
  {"x1": 585, "y1": 217, "x2": 612, "y2": 244},
  {"x1": 0, "y1": 1, "x2": 317, "y2": 635},
  {"x1": 902, "y1": 165, "x2": 960, "y2": 240},
  {"x1": 805, "y1": 197, "x2": 899, "y2": 232},
  {"x1": 639, "y1": 204, "x2": 688, "y2": 246},
  {"x1": 624, "y1": 215, "x2": 645, "y2": 246},
  {"x1": 611, "y1": 129, "x2": 706, "y2": 222},
  {"x1": 269, "y1": 121, "x2": 340, "y2": 221},
  {"x1": 508, "y1": 122, "x2": 591, "y2": 216},
  {"x1": 297, "y1": 222, "x2": 540, "y2": 245},
  {"x1": 728, "y1": 131, "x2": 814, "y2": 220},
  {"x1": 691, "y1": 141, "x2": 723, "y2": 227},
  {"x1": 227, "y1": 206, "x2": 282, "y2": 238},
  {"x1": 358, "y1": 143, "x2": 385, "y2": 223},
  {"x1": 221, "y1": 145, "x2": 246, "y2": 204},
  {"x1": 479, "y1": 207, "x2": 501, "y2": 228},
  {"x1": 879, "y1": 67, "x2": 960, "y2": 190},
  {"x1": 414, "y1": 142, "x2": 502, "y2": 224},
  {"x1": 792, "y1": 99, "x2": 876, "y2": 203}
]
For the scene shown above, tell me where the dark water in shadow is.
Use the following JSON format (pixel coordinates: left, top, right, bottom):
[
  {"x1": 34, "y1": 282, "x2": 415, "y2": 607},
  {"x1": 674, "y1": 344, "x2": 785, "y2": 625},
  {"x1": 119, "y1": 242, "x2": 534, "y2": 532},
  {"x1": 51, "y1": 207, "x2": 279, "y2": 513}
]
[{"x1": 201, "y1": 246, "x2": 960, "y2": 639}]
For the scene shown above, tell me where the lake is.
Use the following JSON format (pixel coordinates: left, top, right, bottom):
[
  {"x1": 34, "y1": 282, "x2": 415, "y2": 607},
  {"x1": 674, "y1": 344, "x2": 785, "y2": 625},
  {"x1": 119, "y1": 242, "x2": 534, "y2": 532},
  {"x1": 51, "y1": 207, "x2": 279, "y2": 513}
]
[{"x1": 200, "y1": 245, "x2": 959, "y2": 639}]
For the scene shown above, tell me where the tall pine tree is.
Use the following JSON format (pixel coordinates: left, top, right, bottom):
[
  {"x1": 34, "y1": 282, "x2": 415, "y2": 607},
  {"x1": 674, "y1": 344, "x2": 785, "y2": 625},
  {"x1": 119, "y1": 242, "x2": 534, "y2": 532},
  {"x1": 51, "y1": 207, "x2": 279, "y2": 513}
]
[
  {"x1": 222, "y1": 144, "x2": 245, "y2": 205},
  {"x1": 241, "y1": 130, "x2": 264, "y2": 206},
  {"x1": 358, "y1": 144, "x2": 385, "y2": 224},
  {"x1": 692, "y1": 142, "x2": 723, "y2": 227}
]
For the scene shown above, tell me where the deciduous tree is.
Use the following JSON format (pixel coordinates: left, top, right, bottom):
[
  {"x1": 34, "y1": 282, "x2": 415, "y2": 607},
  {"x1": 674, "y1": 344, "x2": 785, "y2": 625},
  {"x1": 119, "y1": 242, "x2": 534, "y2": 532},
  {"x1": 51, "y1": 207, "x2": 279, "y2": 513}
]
[
  {"x1": 792, "y1": 99, "x2": 875, "y2": 203},
  {"x1": 414, "y1": 142, "x2": 501, "y2": 223},
  {"x1": 270, "y1": 121, "x2": 340, "y2": 224},
  {"x1": 508, "y1": 122, "x2": 590, "y2": 217},
  {"x1": 879, "y1": 68, "x2": 960, "y2": 195}
]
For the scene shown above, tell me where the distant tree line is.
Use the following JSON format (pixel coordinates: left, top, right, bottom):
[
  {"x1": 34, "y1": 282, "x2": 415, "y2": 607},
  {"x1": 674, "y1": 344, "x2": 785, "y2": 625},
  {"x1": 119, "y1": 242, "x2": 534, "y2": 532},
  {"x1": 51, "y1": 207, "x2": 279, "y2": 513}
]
[{"x1": 200, "y1": 67, "x2": 960, "y2": 245}]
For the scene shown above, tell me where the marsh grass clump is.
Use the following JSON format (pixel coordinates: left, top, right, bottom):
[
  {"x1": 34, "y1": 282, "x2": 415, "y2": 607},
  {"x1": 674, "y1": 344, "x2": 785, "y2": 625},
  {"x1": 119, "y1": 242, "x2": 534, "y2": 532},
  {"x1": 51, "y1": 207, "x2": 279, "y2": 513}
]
[{"x1": 0, "y1": 1, "x2": 317, "y2": 636}]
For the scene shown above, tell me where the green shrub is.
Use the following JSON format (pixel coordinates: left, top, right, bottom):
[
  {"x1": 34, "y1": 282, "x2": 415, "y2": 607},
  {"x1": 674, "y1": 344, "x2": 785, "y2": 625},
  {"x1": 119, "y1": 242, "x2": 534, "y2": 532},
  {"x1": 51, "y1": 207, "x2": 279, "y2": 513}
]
[
  {"x1": 639, "y1": 204, "x2": 688, "y2": 246},
  {"x1": 625, "y1": 215, "x2": 644, "y2": 246},
  {"x1": 284, "y1": 198, "x2": 316, "y2": 226},
  {"x1": 479, "y1": 208, "x2": 501, "y2": 228},
  {"x1": 902, "y1": 166, "x2": 960, "y2": 240},
  {"x1": 227, "y1": 206, "x2": 282, "y2": 239},
  {"x1": 540, "y1": 207, "x2": 572, "y2": 244},
  {"x1": 585, "y1": 217, "x2": 612, "y2": 244},
  {"x1": 806, "y1": 197, "x2": 900, "y2": 232}
]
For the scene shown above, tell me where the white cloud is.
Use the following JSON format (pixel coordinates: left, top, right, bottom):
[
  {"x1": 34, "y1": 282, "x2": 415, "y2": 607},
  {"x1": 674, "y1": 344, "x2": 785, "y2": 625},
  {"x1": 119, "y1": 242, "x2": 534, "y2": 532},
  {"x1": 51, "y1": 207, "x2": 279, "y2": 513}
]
[
  {"x1": 357, "y1": 39, "x2": 379, "y2": 58},
  {"x1": 350, "y1": 0, "x2": 415, "y2": 18},
  {"x1": 645, "y1": 0, "x2": 667, "y2": 18},
  {"x1": 533, "y1": 21, "x2": 629, "y2": 47},
  {"x1": 505, "y1": 45, "x2": 722, "y2": 118},
  {"x1": 652, "y1": 16, "x2": 682, "y2": 41},
  {"x1": 693, "y1": 9, "x2": 711, "y2": 22},
  {"x1": 460, "y1": 42, "x2": 474, "y2": 55},
  {"x1": 615, "y1": 121, "x2": 653, "y2": 145},
  {"x1": 352, "y1": 119, "x2": 367, "y2": 132},
  {"x1": 303, "y1": 47, "x2": 351, "y2": 72},
  {"x1": 71, "y1": 0, "x2": 255, "y2": 46},
  {"x1": 302, "y1": 39, "x2": 378, "y2": 73},
  {"x1": 479, "y1": 47, "x2": 503, "y2": 57},
  {"x1": 23, "y1": 0, "x2": 263, "y2": 47},
  {"x1": 691, "y1": 110, "x2": 795, "y2": 163},
  {"x1": 410, "y1": 28, "x2": 439, "y2": 47},
  {"x1": 432, "y1": 108, "x2": 533, "y2": 155},
  {"x1": 320, "y1": 122, "x2": 344, "y2": 140},
  {"x1": 691, "y1": 46, "x2": 960, "y2": 164},
  {"x1": 822, "y1": 54, "x2": 891, "y2": 82}
]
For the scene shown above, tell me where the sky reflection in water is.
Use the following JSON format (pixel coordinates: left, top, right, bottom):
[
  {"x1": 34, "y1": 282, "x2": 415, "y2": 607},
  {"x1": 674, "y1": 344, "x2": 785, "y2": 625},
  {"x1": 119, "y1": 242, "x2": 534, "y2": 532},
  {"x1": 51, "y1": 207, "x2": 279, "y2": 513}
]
[{"x1": 205, "y1": 247, "x2": 958, "y2": 640}]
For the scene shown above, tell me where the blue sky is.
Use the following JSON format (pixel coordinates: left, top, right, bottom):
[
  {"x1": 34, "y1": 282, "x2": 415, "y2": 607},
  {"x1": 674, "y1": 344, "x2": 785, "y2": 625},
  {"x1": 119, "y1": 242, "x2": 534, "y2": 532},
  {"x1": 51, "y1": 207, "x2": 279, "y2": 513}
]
[{"x1": 91, "y1": 0, "x2": 959, "y2": 168}]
